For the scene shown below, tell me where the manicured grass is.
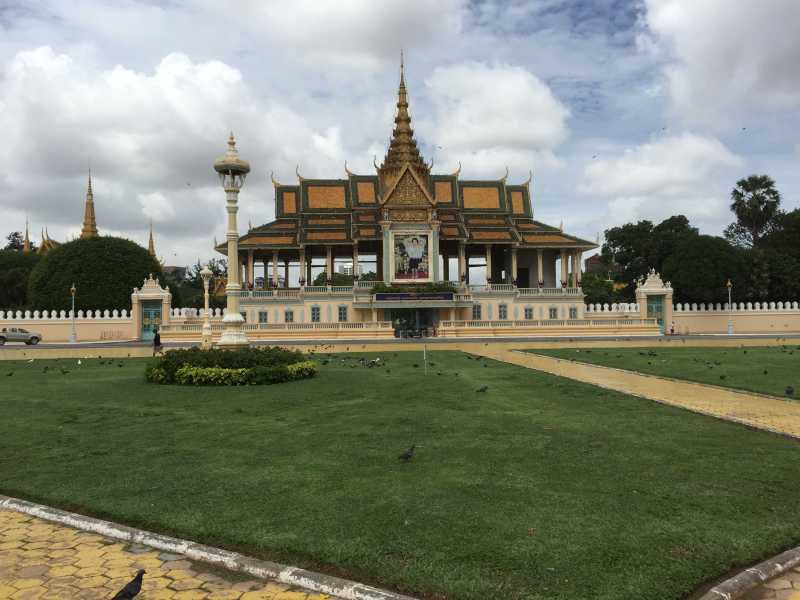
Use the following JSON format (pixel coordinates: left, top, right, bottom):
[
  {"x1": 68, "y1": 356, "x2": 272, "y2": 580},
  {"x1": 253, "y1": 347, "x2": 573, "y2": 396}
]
[
  {"x1": 1, "y1": 351, "x2": 800, "y2": 600},
  {"x1": 531, "y1": 345, "x2": 800, "y2": 398}
]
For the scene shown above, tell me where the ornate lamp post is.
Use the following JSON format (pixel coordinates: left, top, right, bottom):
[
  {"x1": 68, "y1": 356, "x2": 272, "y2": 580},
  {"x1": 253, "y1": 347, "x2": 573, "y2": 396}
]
[
  {"x1": 726, "y1": 279, "x2": 734, "y2": 335},
  {"x1": 213, "y1": 133, "x2": 250, "y2": 347},
  {"x1": 200, "y1": 264, "x2": 213, "y2": 349},
  {"x1": 69, "y1": 283, "x2": 77, "y2": 343}
]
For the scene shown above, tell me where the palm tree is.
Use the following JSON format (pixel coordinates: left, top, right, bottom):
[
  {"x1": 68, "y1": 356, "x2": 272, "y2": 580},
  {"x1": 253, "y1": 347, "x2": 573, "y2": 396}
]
[{"x1": 724, "y1": 175, "x2": 782, "y2": 247}]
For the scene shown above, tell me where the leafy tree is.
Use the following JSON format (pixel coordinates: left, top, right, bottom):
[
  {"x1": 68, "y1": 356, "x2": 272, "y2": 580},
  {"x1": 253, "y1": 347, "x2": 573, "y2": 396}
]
[
  {"x1": 763, "y1": 251, "x2": 800, "y2": 300},
  {"x1": 762, "y1": 208, "x2": 800, "y2": 259},
  {"x1": 4, "y1": 231, "x2": 36, "y2": 252},
  {"x1": 311, "y1": 270, "x2": 377, "y2": 286},
  {"x1": 723, "y1": 175, "x2": 782, "y2": 247},
  {"x1": 27, "y1": 236, "x2": 163, "y2": 311},
  {"x1": 602, "y1": 215, "x2": 697, "y2": 298},
  {"x1": 581, "y1": 272, "x2": 624, "y2": 305},
  {"x1": 0, "y1": 251, "x2": 40, "y2": 308},
  {"x1": 661, "y1": 235, "x2": 748, "y2": 304}
]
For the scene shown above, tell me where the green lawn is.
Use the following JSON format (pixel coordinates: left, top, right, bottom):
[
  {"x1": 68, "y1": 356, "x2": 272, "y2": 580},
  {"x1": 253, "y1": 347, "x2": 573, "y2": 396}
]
[
  {"x1": 531, "y1": 345, "x2": 800, "y2": 398},
  {"x1": 1, "y1": 351, "x2": 800, "y2": 600}
]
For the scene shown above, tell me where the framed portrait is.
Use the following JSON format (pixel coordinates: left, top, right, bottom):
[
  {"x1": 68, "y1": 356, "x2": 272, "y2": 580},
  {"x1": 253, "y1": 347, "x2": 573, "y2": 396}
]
[{"x1": 393, "y1": 233, "x2": 430, "y2": 281}]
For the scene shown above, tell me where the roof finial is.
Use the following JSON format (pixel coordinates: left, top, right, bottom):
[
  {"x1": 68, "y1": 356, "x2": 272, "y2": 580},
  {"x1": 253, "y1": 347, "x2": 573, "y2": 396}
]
[
  {"x1": 400, "y1": 49, "x2": 405, "y2": 86},
  {"x1": 23, "y1": 217, "x2": 31, "y2": 253},
  {"x1": 147, "y1": 221, "x2": 156, "y2": 257},
  {"x1": 81, "y1": 170, "x2": 98, "y2": 239},
  {"x1": 523, "y1": 170, "x2": 533, "y2": 187}
]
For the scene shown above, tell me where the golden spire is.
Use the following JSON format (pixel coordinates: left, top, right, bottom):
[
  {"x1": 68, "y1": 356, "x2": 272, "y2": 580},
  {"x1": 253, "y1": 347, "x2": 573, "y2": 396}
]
[
  {"x1": 23, "y1": 218, "x2": 31, "y2": 253},
  {"x1": 147, "y1": 221, "x2": 156, "y2": 257},
  {"x1": 379, "y1": 51, "x2": 429, "y2": 182},
  {"x1": 80, "y1": 170, "x2": 98, "y2": 238}
]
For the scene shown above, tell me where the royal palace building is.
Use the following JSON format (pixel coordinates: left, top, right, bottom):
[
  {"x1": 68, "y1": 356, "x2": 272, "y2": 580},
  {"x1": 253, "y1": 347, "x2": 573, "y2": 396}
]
[{"x1": 203, "y1": 60, "x2": 666, "y2": 340}]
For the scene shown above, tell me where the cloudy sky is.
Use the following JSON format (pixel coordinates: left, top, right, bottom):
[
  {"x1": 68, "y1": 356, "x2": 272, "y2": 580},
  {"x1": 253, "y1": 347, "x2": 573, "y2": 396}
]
[{"x1": 1, "y1": 0, "x2": 798, "y2": 266}]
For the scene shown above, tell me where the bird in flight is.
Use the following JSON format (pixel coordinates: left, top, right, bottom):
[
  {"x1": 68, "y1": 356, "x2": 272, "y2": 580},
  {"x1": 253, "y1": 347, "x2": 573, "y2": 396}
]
[
  {"x1": 399, "y1": 445, "x2": 416, "y2": 462},
  {"x1": 111, "y1": 569, "x2": 146, "y2": 599}
]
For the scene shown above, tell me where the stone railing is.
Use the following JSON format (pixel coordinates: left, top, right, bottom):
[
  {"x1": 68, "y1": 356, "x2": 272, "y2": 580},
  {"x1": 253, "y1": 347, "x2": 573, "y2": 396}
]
[
  {"x1": 439, "y1": 318, "x2": 657, "y2": 329},
  {"x1": 585, "y1": 303, "x2": 640, "y2": 313},
  {"x1": 0, "y1": 309, "x2": 131, "y2": 320},
  {"x1": 674, "y1": 301, "x2": 800, "y2": 312}
]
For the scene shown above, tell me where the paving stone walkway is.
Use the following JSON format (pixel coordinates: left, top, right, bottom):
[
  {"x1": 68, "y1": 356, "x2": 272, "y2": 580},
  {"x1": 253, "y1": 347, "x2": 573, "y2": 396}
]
[
  {"x1": 467, "y1": 346, "x2": 800, "y2": 439},
  {"x1": 741, "y1": 566, "x2": 800, "y2": 600},
  {"x1": 0, "y1": 509, "x2": 333, "y2": 599}
]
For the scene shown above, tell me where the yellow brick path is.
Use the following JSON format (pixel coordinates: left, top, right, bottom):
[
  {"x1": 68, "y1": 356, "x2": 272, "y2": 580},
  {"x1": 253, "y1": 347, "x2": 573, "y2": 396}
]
[
  {"x1": 467, "y1": 346, "x2": 800, "y2": 438},
  {"x1": 0, "y1": 509, "x2": 332, "y2": 600}
]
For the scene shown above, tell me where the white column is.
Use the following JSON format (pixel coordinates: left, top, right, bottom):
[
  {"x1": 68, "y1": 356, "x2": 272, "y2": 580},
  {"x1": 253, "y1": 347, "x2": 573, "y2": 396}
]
[
  {"x1": 246, "y1": 250, "x2": 254, "y2": 287},
  {"x1": 299, "y1": 247, "x2": 306, "y2": 286},
  {"x1": 352, "y1": 243, "x2": 359, "y2": 278},
  {"x1": 272, "y1": 250, "x2": 279, "y2": 287},
  {"x1": 511, "y1": 247, "x2": 518, "y2": 285},
  {"x1": 326, "y1": 246, "x2": 333, "y2": 283},
  {"x1": 537, "y1": 249, "x2": 544, "y2": 286},
  {"x1": 485, "y1": 244, "x2": 493, "y2": 284},
  {"x1": 575, "y1": 249, "x2": 582, "y2": 285},
  {"x1": 458, "y1": 242, "x2": 466, "y2": 284},
  {"x1": 560, "y1": 249, "x2": 568, "y2": 287}
]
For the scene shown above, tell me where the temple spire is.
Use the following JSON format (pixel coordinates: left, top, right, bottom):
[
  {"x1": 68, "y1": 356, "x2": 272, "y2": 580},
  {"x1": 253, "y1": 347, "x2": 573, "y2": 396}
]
[
  {"x1": 379, "y1": 52, "x2": 429, "y2": 186},
  {"x1": 23, "y1": 218, "x2": 31, "y2": 253},
  {"x1": 147, "y1": 221, "x2": 156, "y2": 257},
  {"x1": 80, "y1": 170, "x2": 98, "y2": 239}
]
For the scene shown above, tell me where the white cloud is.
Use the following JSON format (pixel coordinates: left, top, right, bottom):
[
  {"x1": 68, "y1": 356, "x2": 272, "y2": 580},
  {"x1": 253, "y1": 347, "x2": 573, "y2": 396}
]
[
  {"x1": 581, "y1": 133, "x2": 743, "y2": 225},
  {"x1": 420, "y1": 62, "x2": 570, "y2": 177},
  {"x1": 642, "y1": 0, "x2": 800, "y2": 127}
]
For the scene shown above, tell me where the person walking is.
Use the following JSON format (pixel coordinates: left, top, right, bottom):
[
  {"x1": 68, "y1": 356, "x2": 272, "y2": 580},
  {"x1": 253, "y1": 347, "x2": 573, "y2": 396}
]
[{"x1": 153, "y1": 327, "x2": 162, "y2": 356}]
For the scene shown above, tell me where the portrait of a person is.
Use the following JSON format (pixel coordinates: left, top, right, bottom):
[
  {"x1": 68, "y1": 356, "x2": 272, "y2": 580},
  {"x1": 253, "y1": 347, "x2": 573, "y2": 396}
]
[{"x1": 394, "y1": 234, "x2": 429, "y2": 279}]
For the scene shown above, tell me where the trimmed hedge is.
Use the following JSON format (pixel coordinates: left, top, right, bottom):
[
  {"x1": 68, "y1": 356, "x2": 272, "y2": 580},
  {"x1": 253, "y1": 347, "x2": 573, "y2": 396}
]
[{"x1": 145, "y1": 347, "x2": 316, "y2": 386}]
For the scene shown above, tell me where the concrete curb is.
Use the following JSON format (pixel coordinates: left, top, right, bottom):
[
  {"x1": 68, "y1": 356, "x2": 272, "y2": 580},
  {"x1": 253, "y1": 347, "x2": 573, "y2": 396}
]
[
  {"x1": 0, "y1": 495, "x2": 418, "y2": 600},
  {"x1": 697, "y1": 546, "x2": 800, "y2": 600}
]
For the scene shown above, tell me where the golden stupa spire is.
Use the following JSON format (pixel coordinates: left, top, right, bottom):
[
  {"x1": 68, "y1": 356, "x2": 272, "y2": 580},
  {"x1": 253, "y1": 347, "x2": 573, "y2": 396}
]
[
  {"x1": 23, "y1": 218, "x2": 31, "y2": 252},
  {"x1": 80, "y1": 170, "x2": 98, "y2": 239},
  {"x1": 147, "y1": 221, "x2": 156, "y2": 257},
  {"x1": 379, "y1": 51, "x2": 429, "y2": 179}
]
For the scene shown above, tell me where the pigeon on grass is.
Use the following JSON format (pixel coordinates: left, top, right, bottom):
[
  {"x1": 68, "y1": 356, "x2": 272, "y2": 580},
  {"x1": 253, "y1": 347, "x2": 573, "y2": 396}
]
[
  {"x1": 476, "y1": 385, "x2": 488, "y2": 393},
  {"x1": 111, "y1": 569, "x2": 145, "y2": 599},
  {"x1": 399, "y1": 445, "x2": 416, "y2": 462}
]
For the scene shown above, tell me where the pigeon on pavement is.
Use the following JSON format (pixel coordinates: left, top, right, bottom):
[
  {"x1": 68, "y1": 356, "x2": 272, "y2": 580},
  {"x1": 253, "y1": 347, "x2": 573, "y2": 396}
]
[{"x1": 111, "y1": 569, "x2": 145, "y2": 599}]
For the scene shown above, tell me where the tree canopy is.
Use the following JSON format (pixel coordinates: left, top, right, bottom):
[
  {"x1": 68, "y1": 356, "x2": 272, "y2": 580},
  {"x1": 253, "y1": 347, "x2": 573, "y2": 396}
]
[
  {"x1": 0, "y1": 250, "x2": 40, "y2": 309},
  {"x1": 723, "y1": 175, "x2": 782, "y2": 247},
  {"x1": 27, "y1": 236, "x2": 162, "y2": 311}
]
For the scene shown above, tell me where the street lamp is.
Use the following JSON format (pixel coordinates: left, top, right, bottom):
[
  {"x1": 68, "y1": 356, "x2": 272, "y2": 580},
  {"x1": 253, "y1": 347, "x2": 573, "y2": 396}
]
[
  {"x1": 200, "y1": 265, "x2": 213, "y2": 349},
  {"x1": 69, "y1": 283, "x2": 77, "y2": 343},
  {"x1": 213, "y1": 132, "x2": 250, "y2": 347},
  {"x1": 726, "y1": 279, "x2": 734, "y2": 335}
]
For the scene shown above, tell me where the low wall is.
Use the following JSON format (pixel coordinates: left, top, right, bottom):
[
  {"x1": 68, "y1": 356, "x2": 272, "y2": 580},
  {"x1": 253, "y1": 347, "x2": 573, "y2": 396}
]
[
  {"x1": 673, "y1": 305, "x2": 800, "y2": 334},
  {"x1": 159, "y1": 320, "x2": 396, "y2": 342},
  {"x1": 0, "y1": 309, "x2": 136, "y2": 343},
  {"x1": 438, "y1": 318, "x2": 660, "y2": 338}
]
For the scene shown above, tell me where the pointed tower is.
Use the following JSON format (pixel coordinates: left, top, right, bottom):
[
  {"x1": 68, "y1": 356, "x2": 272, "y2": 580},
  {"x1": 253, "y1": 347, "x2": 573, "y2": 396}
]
[
  {"x1": 23, "y1": 219, "x2": 31, "y2": 253},
  {"x1": 80, "y1": 171, "x2": 98, "y2": 239},
  {"x1": 379, "y1": 51, "x2": 430, "y2": 193},
  {"x1": 147, "y1": 221, "x2": 156, "y2": 257}
]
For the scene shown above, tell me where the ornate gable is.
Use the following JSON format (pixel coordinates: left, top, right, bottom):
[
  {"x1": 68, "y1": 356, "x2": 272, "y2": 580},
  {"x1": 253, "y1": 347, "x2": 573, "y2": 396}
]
[{"x1": 381, "y1": 165, "x2": 435, "y2": 207}]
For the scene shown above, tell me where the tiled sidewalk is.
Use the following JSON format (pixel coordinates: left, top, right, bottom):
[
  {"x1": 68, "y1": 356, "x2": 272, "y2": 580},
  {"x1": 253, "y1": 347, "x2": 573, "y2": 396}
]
[{"x1": 0, "y1": 509, "x2": 332, "y2": 599}]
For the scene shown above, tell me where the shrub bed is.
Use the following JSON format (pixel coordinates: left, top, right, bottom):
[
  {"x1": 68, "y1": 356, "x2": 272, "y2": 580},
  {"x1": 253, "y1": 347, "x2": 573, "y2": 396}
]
[{"x1": 145, "y1": 347, "x2": 316, "y2": 386}]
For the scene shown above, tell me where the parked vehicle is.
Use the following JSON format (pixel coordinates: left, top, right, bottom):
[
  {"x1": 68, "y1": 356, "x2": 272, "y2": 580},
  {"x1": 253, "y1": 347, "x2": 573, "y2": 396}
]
[{"x1": 0, "y1": 327, "x2": 42, "y2": 345}]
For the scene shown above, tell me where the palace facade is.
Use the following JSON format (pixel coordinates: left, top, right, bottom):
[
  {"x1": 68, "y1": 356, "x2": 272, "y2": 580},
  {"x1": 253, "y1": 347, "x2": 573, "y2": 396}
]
[{"x1": 203, "y1": 60, "x2": 663, "y2": 340}]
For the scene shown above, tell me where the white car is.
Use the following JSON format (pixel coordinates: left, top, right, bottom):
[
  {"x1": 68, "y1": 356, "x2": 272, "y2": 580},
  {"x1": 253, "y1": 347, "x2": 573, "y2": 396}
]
[{"x1": 0, "y1": 327, "x2": 42, "y2": 345}]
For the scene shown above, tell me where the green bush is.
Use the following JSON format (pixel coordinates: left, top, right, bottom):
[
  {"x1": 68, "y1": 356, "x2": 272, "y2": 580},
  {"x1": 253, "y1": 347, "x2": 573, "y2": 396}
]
[
  {"x1": 149, "y1": 346, "x2": 304, "y2": 384},
  {"x1": 371, "y1": 281, "x2": 456, "y2": 294},
  {"x1": 28, "y1": 236, "x2": 162, "y2": 311},
  {"x1": 287, "y1": 360, "x2": 317, "y2": 379},
  {"x1": 0, "y1": 250, "x2": 40, "y2": 309},
  {"x1": 247, "y1": 364, "x2": 291, "y2": 385},
  {"x1": 146, "y1": 346, "x2": 314, "y2": 386},
  {"x1": 175, "y1": 365, "x2": 250, "y2": 386}
]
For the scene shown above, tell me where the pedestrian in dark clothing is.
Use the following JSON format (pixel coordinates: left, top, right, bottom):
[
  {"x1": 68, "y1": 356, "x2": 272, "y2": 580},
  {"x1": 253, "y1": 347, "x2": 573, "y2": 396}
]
[{"x1": 153, "y1": 328, "x2": 162, "y2": 356}]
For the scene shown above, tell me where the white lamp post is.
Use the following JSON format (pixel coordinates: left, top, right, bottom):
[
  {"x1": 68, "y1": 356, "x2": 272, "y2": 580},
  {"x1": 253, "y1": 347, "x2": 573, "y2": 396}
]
[
  {"x1": 726, "y1": 279, "x2": 734, "y2": 335},
  {"x1": 200, "y1": 265, "x2": 213, "y2": 349},
  {"x1": 213, "y1": 133, "x2": 250, "y2": 347},
  {"x1": 69, "y1": 283, "x2": 77, "y2": 343}
]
